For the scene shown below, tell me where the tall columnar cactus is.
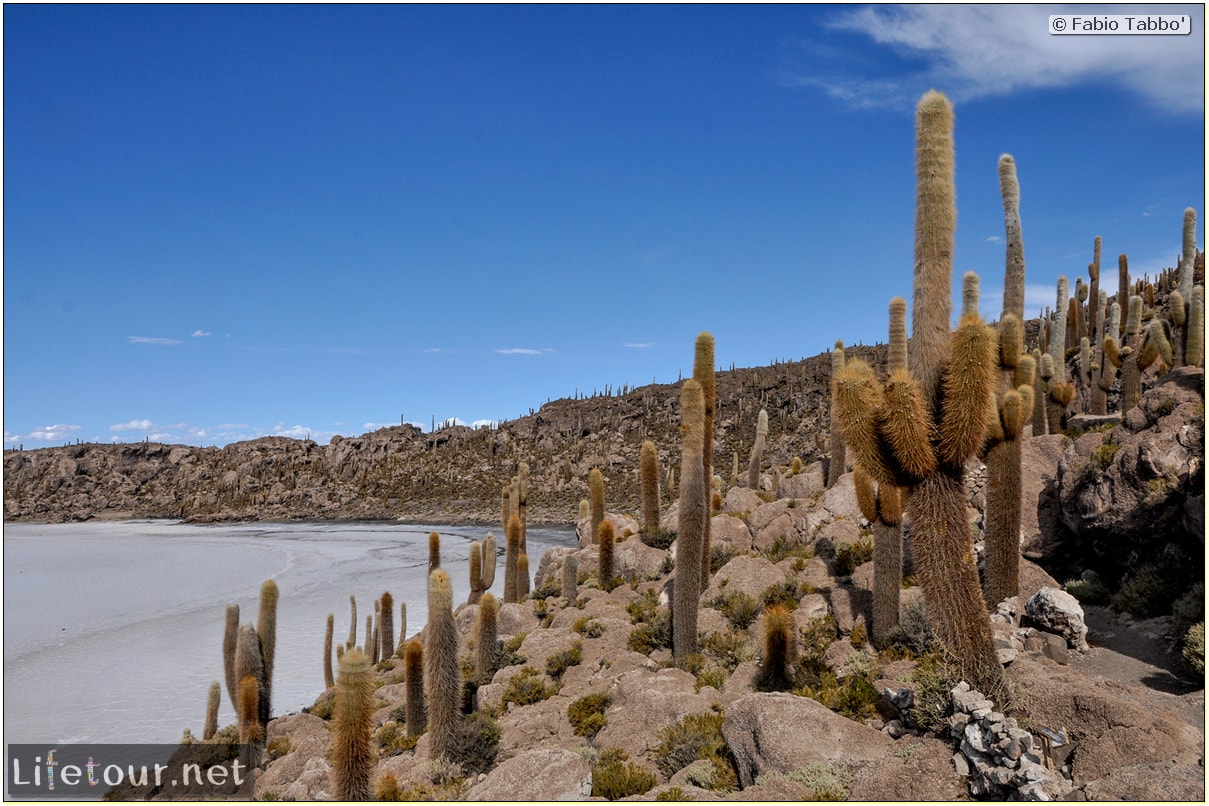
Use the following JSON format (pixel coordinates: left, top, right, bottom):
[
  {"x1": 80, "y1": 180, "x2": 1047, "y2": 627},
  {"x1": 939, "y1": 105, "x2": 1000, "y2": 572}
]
[
  {"x1": 223, "y1": 604, "x2": 240, "y2": 712},
  {"x1": 1179, "y1": 208, "x2": 1197, "y2": 308},
  {"x1": 598, "y1": 520, "x2": 616, "y2": 589},
  {"x1": 517, "y1": 553, "x2": 531, "y2": 599},
  {"x1": 833, "y1": 91, "x2": 1001, "y2": 693},
  {"x1": 348, "y1": 596, "x2": 357, "y2": 650},
  {"x1": 1188, "y1": 286, "x2": 1205, "y2": 366},
  {"x1": 562, "y1": 555, "x2": 579, "y2": 601},
  {"x1": 365, "y1": 615, "x2": 373, "y2": 655},
  {"x1": 204, "y1": 680, "x2": 220, "y2": 741},
  {"x1": 257, "y1": 580, "x2": 278, "y2": 726},
  {"x1": 639, "y1": 440, "x2": 661, "y2": 538},
  {"x1": 588, "y1": 468, "x2": 605, "y2": 545},
  {"x1": 397, "y1": 601, "x2": 408, "y2": 657},
  {"x1": 754, "y1": 605, "x2": 796, "y2": 692},
  {"x1": 501, "y1": 484, "x2": 511, "y2": 535},
  {"x1": 1118, "y1": 254, "x2": 1131, "y2": 335},
  {"x1": 504, "y1": 514, "x2": 522, "y2": 603},
  {"x1": 674, "y1": 378, "x2": 707, "y2": 659},
  {"x1": 424, "y1": 569, "x2": 461, "y2": 762},
  {"x1": 428, "y1": 531, "x2": 441, "y2": 574},
  {"x1": 372, "y1": 601, "x2": 381, "y2": 664},
  {"x1": 324, "y1": 613, "x2": 335, "y2": 690},
  {"x1": 854, "y1": 464, "x2": 904, "y2": 649},
  {"x1": 1088, "y1": 236, "x2": 1102, "y2": 338},
  {"x1": 1047, "y1": 276, "x2": 1075, "y2": 432},
  {"x1": 474, "y1": 593, "x2": 500, "y2": 687},
  {"x1": 380, "y1": 592, "x2": 394, "y2": 662},
  {"x1": 468, "y1": 541, "x2": 485, "y2": 605},
  {"x1": 747, "y1": 409, "x2": 768, "y2": 490},
  {"x1": 403, "y1": 639, "x2": 426, "y2": 737},
  {"x1": 517, "y1": 461, "x2": 530, "y2": 555},
  {"x1": 827, "y1": 341, "x2": 847, "y2": 487},
  {"x1": 693, "y1": 332, "x2": 716, "y2": 584},
  {"x1": 233, "y1": 624, "x2": 266, "y2": 754},
  {"x1": 238, "y1": 675, "x2": 263, "y2": 767},
  {"x1": 331, "y1": 648, "x2": 376, "y2": 802}
]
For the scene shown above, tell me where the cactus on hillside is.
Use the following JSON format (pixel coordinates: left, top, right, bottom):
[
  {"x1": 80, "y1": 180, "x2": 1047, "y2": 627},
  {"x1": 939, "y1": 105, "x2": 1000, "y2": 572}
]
[
  {"x1": 747, "y1": 409, "x2": 768, "y2": 490},
  {"x1": 639, "y1": 440, "x2": 661, "y2": 538},
  {"x1": 257, "y1": 580, "x2": 278, "y2": 726},
  {"x1": 854, "y1": 464, "x2": 904, "y2": 649},
  {"x1": 233, "y1": 623, "x2": 265, "y2": 755},
  {"x1": 517, "y1": 461, "x2": 530, "y2": 555},
  {"x1": 827, "y1": 341, "x2": 847, "y2": 487},
  {"x1": 504, "y1": 514, "x2": 522, "y2": 603},
  {"x1": 379, "y1": 592, "x2": 394, "y2": 662},
  {"x1": 598, "y1": 520, "x2": 616, "y2": 589},
  {"x1": 468, "y1": 541, "x2": 485, "y2": 605},
  {"x1": 403, "y1": 639, "x2": 426, "y2": 737},
  {"x1": 754, "y1": 605, "x2": 796, "y2": 692},
  {"x1": 589, "y1": 468, "x2": 605, "y2": 544},
  {"x1": 324, "y1": 613, "x2": 335, "y2": 689},
  {"x1": 331, "y1": 648, "x2": 376, "y2": 802},
  {"x1": 833, "y1": 90, "x2": 1001, "y2": 693},
  {"x1": 693, "y1": 332, "x2": 716, "y2": 584},
  {"x1": 562, "y1": 555, "x2": 579, "y2": 601},
  {"x1": 517, "y1": 553, "x2": 531, "y2": 599},
  {"x1": 424, "y1": 569, "x2": 461, "y2": 762},
  {"x1": 474, "y1": 593, "x2": 500, "y2": 687},
  {"x1": 674, "y1": 378, "x2": 707, "y2": 659},
  {"x1": 396, "y1": 601, "x2": 408, "y2": 657}
]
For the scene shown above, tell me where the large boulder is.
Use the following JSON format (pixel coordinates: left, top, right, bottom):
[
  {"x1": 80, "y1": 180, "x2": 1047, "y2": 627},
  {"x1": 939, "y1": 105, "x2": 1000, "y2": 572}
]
[
  {"x1": 721, "y1": 692, "x2": 895, "y2": 788},
  {"x1": 1024, "y1": 587, "x2": 1089, "y2": 652},
  {"x1": 1019, "y1": 434, "x2": 1074, "y2": 563},
  {"x1": 463, "y1": 747, "x2": 591, "y2": 801}
]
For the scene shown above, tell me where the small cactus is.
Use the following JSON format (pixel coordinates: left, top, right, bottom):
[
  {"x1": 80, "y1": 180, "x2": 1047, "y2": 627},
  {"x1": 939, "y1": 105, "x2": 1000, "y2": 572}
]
[
  {"x1": 562, "y1": 555, "x2": 579, "y2": 601},
  {"x1": 348, "y1": 595, "x2": 357, "y2": 650},
  {"x1": 754, "y1": 605, "x2": 796, "y2": 692},
  {"x1": 504, "y1": 515, "x2": 522, "y2": 603},
  {"x1": 204, "y1": 681, "x2": 220, "y2": 741},
  {"x1": 517, "y1": 553, "x2": 531, "y2": 599},
  {"x1": 747, "y1": 409, "x2": 768, "y2": 490},
  {"x1": 428, "y1": 531, "x2": 441, "y2": 574}
]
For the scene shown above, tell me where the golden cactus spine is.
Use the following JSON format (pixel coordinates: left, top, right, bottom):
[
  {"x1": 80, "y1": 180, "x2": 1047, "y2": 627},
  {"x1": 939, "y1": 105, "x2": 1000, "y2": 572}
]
[
  {"x1": 674, "y1": 378, "x2": 707, "y2": 659},
  {"x1": 331, "y1": 648, "x2": 376, "y2": 802},
  {"x1": 428, "y1": 531, "x2": 441, "y2": 574}
]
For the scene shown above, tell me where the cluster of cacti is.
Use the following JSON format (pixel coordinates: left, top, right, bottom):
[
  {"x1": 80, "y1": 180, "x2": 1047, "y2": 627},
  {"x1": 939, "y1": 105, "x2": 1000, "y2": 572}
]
[
  {"x1": 826, "y1": 341, "x2": 847, "y2": 487},
  {"x1": 424, "y1": 568, "x2": 461, "y2": 762},
  {"x1": 981, "y1": 154, "x2": 1036, "y2": 609},
  {"x1": 746, "y1": 408, "x2": 768, "y2": 490},
  {"x1": 832, "y1": 91, "x2": 1001, "y2": 692},
  {"x1": 674, "y1": 377, "x2": 707, "y2": 659},
  {"x1": 221, "y1": 579, "x2": 278, "y2": 762},
  {"x1": 331, "y1": 648, "x2": 376, "y2": 801}
]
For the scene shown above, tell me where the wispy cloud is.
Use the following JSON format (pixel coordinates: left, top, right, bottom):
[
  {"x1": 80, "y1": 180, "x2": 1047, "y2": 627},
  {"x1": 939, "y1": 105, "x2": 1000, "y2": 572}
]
[
  {"x1": 110, "y1": 419, "x2": 154, "y2": 432},
  {"x1": 986, "y1": 235, "x2": 1004, "y2": 245},
  {"x1": 784, "y1": 5, "x2": 1203, "y2": 114},
  {"x1": 495, "y1": 347, "x2": 551, "y2": 355},
  {"x1": 623, "y1": 342, "x2": 655, "y2": 349},
  {"x1": 191, "y1": 330, "x2": 211, "y2": 338},
  {"x1": 128, "y1": 336, "x2": 183, "y2": 346},
  {"x1": 19, "y1": 424, "x2": 83, "y2": 442}
]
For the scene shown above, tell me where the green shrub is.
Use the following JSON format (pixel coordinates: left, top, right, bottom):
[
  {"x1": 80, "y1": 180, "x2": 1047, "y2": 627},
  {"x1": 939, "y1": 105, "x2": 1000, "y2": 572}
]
[
  {"x1": 1063, "y1": 576, "x2": 1112, "y2": 606},
  {"x1": 627, "y1": 589, "x2": 660, "y2": 624},
  {"x1": 572, "y1": 617, "x2": 606, "y2": 638},
  {"x1": 531, "y1": 578, "x2": 561, "y2": 600},
  {"x1": 501, "y1": 667, "x2": 556, "y2": 707},
  {"x1": 1112, "y1": 565, "x2": 1184, "y2": 618},
  {"x1": 628, "y1": 617, "x2": 672, "y2": 654},
  {"x1": 832, "y1": 540, "x2": 873, "y2": 577},
  {"x1": 642, "y1": 528, "x2": 676, "y2": 551},
  {"x1": 781, "y1": 761, "x2": 851, "y2": 800},
  {"x1": 545, "y1": 642, "x2": 583, "y2": 681},
  {"x1": 1183, "y1": 622, "x2": 1205, "y2": 676},
  {"x1": 567, "y1": 692, "x2": 610, "y2": 738},
  {"x1": 447, "y1": 711, "x2": 500, "y2": 776},
  {"x1": 695, "y1": 666, "x2": 728, "y2": 692},
  {"x1": 496, "y1": 633, "x2": 528, "y2": 668},
  {"x1": 374, "y1": 720, "x2": 418, "y2": 757},
  {"x1": 651, "y1": 712, "x2": 738, "y2": 792},
  {"x1": 906, "y1": 653, "x2": 961, "y2": 734},
  {"x1": 710, "y1": 544, "x2": 743, "y2": 575},
  {"x1": 885, "y1": 598, "x2": 936, "y2": 656},
  {"x1": 710, "y1": 591, "x2": 762, "y2": 631},
  {"x1": 592, "y1": 747, "x2": 657, "y2": 800},
  {"x1": 1091, "y1": 441, "x2": 1121, "y2": 469},
  {"x1": 1172, "y1": 584, "x2": 1205, "y2": 639},
  {"x1": 701, "y1": 629, "x2": 756, "y2": 672},
  {"x1": 655, "y1": 786, "x2": 692, "y2": 801},
  {"x1": 761, "y1": 579, "x2": 802, "y2": 611}
]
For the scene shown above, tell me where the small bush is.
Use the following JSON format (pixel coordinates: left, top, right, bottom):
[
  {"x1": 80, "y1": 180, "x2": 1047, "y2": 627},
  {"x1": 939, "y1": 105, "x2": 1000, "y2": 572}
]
[
  {"x1": 592, "y1": 747, "x2": 657, "y2": 800},
  {"x1": 1112, "y1": 565, "x2": 1184, "y2": 618},
  {"x1": 496, "y1": 632, "x2": 529, "y2": 668},
  {"x1": 906, "y1": 653, "x2": 961, "y2": 734},
  {"x1": 833, "y1": 540, "x2": 873, "y2": 576},
  {"x1": 1090, "y1": 440, "x2": 1121, "y2": 469},
  {"x1": 448, "y1": 711, "x2": 500, "y2": 776},
  {"x1": 849, "y1": 622, "x2": 868, "y2": 649},
  {"x1": 695, "y1": 666, "x2": 728, "y2": 692},
  {"x1": 627, "y1": 589, "x2": 660, "y2": 624},
  {"x1": 568, "y1": 692, "x2": 610, "y2": 738},
  {"x1": 710, "y1": 590, "x2": 762, "y2": 630},
  {"x1": 545, "y1": 641, "x2": 583, "y2": 681},
  {"x1": 1172, "y1": 584, "x2": 1205, "y2": 639},
  {"x1": 885, "y1": 598, "x2": 936, "y2": 656},
  {"x1": 781, "y1": 761, "x2": 850, "y2": 800},
  {"x1": 761, "y1": 579, "x2": 802, "y2": 611},
  {"x1": 572, "y1": 617, "x2": 606, "y2": 638},
  {"x1": 1183, "y1": 622, "x2": 1205, "y2": 676},
  {"x1": 701, "y1": 629, "x2": 756, "y2": 671},
  {"x1": 642, "y1": 528, "x2": 676, "y2": 551},
  {"x1": 374, "y1": 720, "x2": 418, "y2": 757},
  {"x1": 709, "y1": 544, "x2": 743, "y2": 575},
  {"x1": 265, "y1": 736, "x2": 292, "y2": 761},
  {"x1": 501, "y1": 667, "x2": 557, "y2": 707},
  {"x1": 628, "y1": 617, "x2": 672, "y2": 654},
  {"x1": 1064, "y1": 576, "x2": 1112, "y2": 606},
  {"x1": 655, "y1": 786, "x2": 692, "y2": 801},
  {"x1": 531, "y1": 578, "x2": 561, "y2": 600},
  {"x1": 652, "y1": 712, "x2": 738, "y2": 792}
]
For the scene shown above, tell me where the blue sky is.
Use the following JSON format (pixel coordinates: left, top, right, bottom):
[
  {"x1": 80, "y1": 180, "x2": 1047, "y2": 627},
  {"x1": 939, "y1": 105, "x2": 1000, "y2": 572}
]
[{"x1": 4, "y1": 4, "x2": 1204, "y2": 448}]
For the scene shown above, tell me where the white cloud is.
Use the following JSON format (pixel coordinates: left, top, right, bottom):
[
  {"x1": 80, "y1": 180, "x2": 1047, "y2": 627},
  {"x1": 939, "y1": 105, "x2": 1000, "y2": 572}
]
[
  {"x1": 362, "y1": 422, "x2": 394, "y2": 432},
  {"x1": 472, "y1": 419, "x2": 499, "y2": 429},
  {"x1": 623, "y1": 342, "x2": 655, "y2": 349},
  {"x1": 110, "y1": 419, "x2": 155, "y2": 432},
  {"x1": 191, "y1": 330, "x2": 211, "y2": 338},
  {"x1": 986, "y1": 235, "x2": 1004, "y2": 244},
  {"x1": 496, "y1": 347, "x2": 544, "y2": 355},
  {"x1": 26, "y1": 424, "x2": 83, "y2": 442},
  {"x1": 789, "y1": 4, "x2": 1203, "y2": 113},
  {"x1": 128, "y1": 336, "x2": 183, "y2": 346}
]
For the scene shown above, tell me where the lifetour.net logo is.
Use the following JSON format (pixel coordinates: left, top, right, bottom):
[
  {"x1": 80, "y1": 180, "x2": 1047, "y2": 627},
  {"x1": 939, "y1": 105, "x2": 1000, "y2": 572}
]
[{"x1": 7, "y1": 744, "x2": 254, "y2": 799}]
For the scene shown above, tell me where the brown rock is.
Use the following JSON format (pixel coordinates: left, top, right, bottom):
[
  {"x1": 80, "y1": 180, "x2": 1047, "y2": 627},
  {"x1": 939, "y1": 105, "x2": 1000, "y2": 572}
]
[{"x1": 464, "y1": 747, "x2": 591, "y2": 801}]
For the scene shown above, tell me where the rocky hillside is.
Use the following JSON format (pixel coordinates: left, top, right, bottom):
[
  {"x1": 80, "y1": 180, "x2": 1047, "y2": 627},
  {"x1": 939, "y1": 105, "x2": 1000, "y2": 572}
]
[
  {"x1": 132, "y1": 369, "x2": 1203, "y2": 802},
  {"x1": 3, "y1": 346, "x2": 884, "y2": 525}
]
